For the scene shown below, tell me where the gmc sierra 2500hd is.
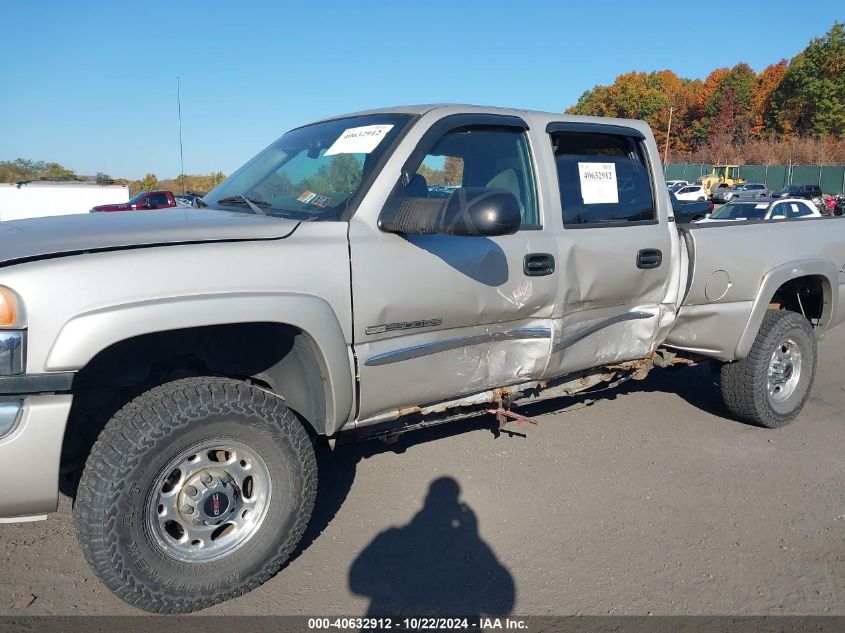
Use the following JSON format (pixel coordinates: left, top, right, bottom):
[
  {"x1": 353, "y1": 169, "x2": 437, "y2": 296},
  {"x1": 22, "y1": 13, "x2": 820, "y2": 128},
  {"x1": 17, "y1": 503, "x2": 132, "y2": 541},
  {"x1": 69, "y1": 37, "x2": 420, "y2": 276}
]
[{"x1": 0, "y1": 105, "x2": 842, "y2": 613}]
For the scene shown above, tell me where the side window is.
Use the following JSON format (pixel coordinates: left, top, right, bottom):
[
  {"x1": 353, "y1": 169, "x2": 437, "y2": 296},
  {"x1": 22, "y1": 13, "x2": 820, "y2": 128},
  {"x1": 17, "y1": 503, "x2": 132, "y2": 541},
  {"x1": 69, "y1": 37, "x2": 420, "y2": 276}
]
[
  {"x1": 397, "y1": 126, "x2": 539, "y2": 228},
  {"x1": 788, "y1": 202, "x2": 813, "y2": 218},
  {"x1": 147, "y1": 193, "x2": 169, "y2": 207},
  {"x1": 551, "y1": 131, "x2": 655, "y2": 225}
]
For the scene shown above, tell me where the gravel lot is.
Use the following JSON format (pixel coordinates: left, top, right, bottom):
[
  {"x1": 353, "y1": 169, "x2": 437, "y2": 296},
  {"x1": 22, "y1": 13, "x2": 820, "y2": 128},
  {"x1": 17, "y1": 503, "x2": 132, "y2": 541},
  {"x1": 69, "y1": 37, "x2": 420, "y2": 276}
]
[{"x1": 1, "y1": 327, "x2": 843, "y2": 616}]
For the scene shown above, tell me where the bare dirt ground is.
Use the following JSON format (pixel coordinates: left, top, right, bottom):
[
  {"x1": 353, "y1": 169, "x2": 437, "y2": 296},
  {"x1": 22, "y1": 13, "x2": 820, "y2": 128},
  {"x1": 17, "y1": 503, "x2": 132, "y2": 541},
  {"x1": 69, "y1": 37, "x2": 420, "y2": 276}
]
[{"x1": 1, "y1": 328, "x2": 843, "y2": 617}]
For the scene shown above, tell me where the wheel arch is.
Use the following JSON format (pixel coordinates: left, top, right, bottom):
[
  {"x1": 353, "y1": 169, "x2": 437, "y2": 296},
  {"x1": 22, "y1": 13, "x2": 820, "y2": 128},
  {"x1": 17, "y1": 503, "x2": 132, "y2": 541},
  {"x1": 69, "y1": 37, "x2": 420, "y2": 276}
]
[
  {"x1": 49, "y1": 293, "x2": 354, "y2": 437},
  {"x1": 735, "y1": 260, "x2": 838, "y2": 359}
]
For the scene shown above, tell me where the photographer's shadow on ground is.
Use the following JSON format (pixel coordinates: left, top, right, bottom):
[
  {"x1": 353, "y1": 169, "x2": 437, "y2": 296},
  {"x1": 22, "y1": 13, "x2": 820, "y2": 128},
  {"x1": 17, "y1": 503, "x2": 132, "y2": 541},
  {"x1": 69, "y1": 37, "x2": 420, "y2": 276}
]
[{"x1": 348, "y1": 476, "x2": 515, "y2": 618}]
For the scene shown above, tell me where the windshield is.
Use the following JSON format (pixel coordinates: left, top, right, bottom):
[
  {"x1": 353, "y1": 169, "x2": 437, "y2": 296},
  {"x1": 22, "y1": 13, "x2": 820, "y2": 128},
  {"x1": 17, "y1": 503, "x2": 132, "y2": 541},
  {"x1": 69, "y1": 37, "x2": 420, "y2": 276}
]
[
  {"x1": 204, "y1": 114, "x2": 413, "y2": 220},
  {"x1": 709, "y1": 202, "x2": 768, "y2": 220},
  {"x1": 127, "y1": 191, "x2": 149, "y2": 204}
]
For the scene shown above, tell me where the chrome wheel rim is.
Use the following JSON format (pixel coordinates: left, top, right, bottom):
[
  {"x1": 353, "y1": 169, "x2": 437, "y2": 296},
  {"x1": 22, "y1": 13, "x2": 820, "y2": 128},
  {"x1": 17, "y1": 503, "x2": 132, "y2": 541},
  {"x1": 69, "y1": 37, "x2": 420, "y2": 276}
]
[
  {"x1": 146, "y1": 439, "x2": 272, "y2": 563},
  {"x1": 768, "y1": 338, "x2": 802, "y2": 403}
]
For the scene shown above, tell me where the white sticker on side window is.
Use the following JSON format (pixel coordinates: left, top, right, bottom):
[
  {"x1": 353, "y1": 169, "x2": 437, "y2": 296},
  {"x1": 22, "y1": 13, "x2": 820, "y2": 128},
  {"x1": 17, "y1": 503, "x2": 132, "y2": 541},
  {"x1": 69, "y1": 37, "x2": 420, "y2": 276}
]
[
  {"x1": 324, "y1": 124, "x2": 394, "y2": 156},
  {"x1": 578, "y1": 162, "x2": 619, "y2": 204}
]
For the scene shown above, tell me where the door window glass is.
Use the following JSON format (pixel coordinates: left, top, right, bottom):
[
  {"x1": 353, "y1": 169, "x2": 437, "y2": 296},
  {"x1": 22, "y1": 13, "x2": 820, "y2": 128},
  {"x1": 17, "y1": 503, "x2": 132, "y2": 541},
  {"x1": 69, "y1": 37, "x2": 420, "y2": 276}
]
[
  {"x1": 551, "y1": 131, "x2": 655, "y2": 225},
  {"x1": 147, "y1": 193, "x2": 169, "y2": 207},
  {"x1": 393, "y1": 126, "x2": 540, "y2": 228}
]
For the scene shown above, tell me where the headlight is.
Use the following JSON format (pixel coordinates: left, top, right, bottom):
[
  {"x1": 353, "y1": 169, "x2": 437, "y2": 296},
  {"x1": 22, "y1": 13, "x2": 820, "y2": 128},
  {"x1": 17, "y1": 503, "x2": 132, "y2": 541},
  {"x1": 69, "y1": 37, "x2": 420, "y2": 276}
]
[{"x1": 0, "y1": 287, "x2": 25, "y2": 329}]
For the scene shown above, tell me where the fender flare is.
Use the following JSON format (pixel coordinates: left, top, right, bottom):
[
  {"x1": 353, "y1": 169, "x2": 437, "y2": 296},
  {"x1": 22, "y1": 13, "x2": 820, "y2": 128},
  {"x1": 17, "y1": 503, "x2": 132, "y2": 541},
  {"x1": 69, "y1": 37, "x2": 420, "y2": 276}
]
[
  {"x1": 44, "y1": 292, "x2": 354, "y2": 435},
  {"x1": 735, "y1": 259, "x2": 838, "y2": 359}
]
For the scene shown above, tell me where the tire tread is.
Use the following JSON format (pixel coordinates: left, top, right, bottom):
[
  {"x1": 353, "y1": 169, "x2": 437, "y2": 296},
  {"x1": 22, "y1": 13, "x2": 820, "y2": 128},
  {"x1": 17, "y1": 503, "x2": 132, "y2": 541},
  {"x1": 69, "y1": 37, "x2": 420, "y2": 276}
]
[{"x1": 73, "y1": 376, "x2": 317, "y2": 613}]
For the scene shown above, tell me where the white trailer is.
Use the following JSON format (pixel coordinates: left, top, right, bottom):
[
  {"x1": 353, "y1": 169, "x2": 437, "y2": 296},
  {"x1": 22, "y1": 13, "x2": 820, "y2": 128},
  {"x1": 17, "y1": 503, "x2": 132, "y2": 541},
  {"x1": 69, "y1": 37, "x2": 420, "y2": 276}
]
[{"x1": 0, "y1": 181, "x2": 130, "y2": 221}]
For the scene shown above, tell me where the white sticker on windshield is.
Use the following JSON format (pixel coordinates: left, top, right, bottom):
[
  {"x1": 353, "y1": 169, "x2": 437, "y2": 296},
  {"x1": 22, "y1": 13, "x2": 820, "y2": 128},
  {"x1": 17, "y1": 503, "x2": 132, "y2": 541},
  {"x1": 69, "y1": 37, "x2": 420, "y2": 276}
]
[
  {"x1": 755, "y1": 203, "x2": 768, "y2": 209},
  {"x1": 324, "y1": 124, "x2": 394, "y2": 156},
  {"x1": 578, "y1": 162, "x2": 619, "y2": 204}
]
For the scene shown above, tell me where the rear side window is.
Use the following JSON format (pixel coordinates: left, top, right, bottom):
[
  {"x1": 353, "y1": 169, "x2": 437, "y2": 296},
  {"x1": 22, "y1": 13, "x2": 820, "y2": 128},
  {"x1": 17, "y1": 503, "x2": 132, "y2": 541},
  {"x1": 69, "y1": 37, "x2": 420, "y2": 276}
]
[{"x1": 550, "y1": 131, "x2": 655, "y2": 225}]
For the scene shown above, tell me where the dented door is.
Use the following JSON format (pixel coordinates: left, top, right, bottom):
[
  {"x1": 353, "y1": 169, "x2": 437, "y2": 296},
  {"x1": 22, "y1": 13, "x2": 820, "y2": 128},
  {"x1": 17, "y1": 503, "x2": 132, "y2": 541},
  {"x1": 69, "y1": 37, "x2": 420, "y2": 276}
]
[
  {"x1": 542, "y1": 122, "x2": 675, "y2": 376},
  {"x1": 350, "y1": 115, "x2": 558, "y2": 423}
]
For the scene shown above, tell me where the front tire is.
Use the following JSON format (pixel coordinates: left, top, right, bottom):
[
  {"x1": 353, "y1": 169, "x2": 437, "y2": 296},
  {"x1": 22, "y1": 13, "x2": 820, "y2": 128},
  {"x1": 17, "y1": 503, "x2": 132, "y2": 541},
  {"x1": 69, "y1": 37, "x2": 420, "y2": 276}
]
[
  {"x1": 720, "y1": 310, "x2": 817, "y2": 428},
  {"x1": 74, "y1": 377, "x2": 317, "y2": 613}
]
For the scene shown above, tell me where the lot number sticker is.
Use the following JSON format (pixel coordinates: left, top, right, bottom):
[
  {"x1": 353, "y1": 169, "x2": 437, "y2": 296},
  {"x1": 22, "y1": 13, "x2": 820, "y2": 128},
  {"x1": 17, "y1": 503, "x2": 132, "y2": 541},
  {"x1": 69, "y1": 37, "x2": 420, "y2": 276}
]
[
  {"x1": 578, "y1": 162, "x2": 619, "y2": 204},
  {"x1": 325, "y1": 124, "x2": 394, "y2": 156}
]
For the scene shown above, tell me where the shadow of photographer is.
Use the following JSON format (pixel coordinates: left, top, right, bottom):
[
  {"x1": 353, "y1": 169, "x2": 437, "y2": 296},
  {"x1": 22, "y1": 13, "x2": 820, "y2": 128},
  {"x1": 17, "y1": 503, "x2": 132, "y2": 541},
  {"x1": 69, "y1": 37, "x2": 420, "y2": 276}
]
[{"x1": 348, "y1": 476, "x2": 515, "y2": 618}]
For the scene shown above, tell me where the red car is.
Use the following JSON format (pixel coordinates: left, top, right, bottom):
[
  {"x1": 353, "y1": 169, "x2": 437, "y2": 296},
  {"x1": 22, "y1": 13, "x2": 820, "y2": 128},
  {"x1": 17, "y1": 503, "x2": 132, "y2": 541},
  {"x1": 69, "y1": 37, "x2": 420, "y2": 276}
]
[{"x1": 91, "y1": 190, "x2": 176, "y2": 212}]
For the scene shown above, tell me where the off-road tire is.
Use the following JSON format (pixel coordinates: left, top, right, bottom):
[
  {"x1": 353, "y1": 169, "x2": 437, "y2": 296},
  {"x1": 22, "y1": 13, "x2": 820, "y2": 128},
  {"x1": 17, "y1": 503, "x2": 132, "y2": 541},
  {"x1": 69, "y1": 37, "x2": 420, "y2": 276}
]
[
  {"x1": 73, "y1": 376, "x2": 317, "y2": 613},
  {"x1": 720, "y1": 310, "x2": 816, "y2": 428}
]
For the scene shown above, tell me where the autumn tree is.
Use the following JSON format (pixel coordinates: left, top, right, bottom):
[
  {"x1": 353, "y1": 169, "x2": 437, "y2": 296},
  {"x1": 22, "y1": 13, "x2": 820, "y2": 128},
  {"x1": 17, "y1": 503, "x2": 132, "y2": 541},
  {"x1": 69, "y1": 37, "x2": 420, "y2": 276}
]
[
  {"x1": 751, "y1": 60, "x2": 789, "y2": 137},
  {"x1": 443, "y1": 156, "x2": 463, "y2": 185},
  {"x1": 770, "y1": 22, "x2": 845, "y2": 137},
  {"x1": 140, "y1": 173, "x2": 158, "y2": 191}
]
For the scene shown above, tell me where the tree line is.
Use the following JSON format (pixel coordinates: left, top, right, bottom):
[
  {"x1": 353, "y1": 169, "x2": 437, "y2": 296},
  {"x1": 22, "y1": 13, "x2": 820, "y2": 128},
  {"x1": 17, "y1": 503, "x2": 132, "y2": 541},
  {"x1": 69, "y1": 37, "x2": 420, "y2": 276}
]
[
  {"x1": 0, "y1": 158, "x2": 226, "y2": 195},
  {"x1": 566, "y1": 22, "x2": 845, "y2": 164}
]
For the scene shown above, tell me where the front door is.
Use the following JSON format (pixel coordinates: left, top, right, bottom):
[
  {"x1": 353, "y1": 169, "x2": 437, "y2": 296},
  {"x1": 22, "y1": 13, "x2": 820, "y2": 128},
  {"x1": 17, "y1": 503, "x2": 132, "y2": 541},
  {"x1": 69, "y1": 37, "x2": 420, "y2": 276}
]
[{"x1": 349, "y1": 114, "x2": 559, "y2": 423}]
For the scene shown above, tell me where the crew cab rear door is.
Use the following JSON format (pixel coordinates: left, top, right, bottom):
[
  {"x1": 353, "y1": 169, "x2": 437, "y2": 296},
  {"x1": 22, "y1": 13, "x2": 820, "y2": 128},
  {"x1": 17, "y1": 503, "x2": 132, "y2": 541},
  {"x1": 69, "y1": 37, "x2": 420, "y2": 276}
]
[{"x1": 541, "y1": 122, "x2": 676, "y2": 376}]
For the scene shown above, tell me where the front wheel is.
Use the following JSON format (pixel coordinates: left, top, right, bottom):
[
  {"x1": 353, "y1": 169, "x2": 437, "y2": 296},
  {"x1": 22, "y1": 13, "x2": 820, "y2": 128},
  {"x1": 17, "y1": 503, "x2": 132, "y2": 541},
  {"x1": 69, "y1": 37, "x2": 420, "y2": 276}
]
[
  {"x1": 74, "y1": 377, "x2": 317, "y2": 613},
  {"x1": 720, "y1": 310, "x2": 817, "y2": 428}
]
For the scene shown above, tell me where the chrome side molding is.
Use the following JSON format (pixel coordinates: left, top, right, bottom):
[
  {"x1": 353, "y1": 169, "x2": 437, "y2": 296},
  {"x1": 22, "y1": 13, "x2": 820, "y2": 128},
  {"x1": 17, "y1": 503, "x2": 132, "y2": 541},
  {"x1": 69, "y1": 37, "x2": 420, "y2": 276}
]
[{"x1": 364, "y1": 327, "x2": 551, "y2": 367}]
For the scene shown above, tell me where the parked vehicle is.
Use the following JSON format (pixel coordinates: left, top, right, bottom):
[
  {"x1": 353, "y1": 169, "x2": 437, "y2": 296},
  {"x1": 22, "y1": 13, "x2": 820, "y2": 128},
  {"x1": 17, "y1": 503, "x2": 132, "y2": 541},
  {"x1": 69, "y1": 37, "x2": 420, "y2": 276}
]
[
  {"x1": 669, "y1": 191, "x2": 712, "y2": 223},
  {"x1": 712, "y1": 183, "x2": 768, "y2": 203},
  {"x1": 174, "y1": 191, "x2": 207, "y2": 207},
  {"x1": 696, "y1": 198, "x2": 822, "y2": 223},
  {"x1": 674, "y1": 184, "x2": 708, "y2": 201},
  {"x1": 696, "y1": 164, "x2": 745, "y2": 195},
  {"x1": 1, "y1": 105, "x2": 843, "y2": 614},
  {"x1": 91, "y1": 190, "x2": 177, "y2": 212},
  {"x1": 0, "y1": 180, "x2": 129, "y2": 221},
  {"x1": 834, "y1": 194, "x2": 845, "y2": 216},
  {"x1": 771, "y1": 184, "x2": 823, "y2": 200},
  {"x1": 666, "y1": 179, "x2": 688, "y2": 189}
]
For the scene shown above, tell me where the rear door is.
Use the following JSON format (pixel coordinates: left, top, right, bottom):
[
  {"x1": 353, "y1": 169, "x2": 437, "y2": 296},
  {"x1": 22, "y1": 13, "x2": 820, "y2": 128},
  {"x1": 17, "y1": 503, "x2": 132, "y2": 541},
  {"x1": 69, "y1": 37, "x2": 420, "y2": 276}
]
[{"x1": 542, "y1": 122, "x2": 675, "y2": 376}]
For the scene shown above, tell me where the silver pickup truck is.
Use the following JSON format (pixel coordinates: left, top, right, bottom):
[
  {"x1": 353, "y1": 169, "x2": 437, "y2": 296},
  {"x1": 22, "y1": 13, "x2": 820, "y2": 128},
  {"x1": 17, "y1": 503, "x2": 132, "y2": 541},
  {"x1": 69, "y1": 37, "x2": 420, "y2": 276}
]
[{"x1": 1, "y1": 105, "x2": 843, "y2": 613}]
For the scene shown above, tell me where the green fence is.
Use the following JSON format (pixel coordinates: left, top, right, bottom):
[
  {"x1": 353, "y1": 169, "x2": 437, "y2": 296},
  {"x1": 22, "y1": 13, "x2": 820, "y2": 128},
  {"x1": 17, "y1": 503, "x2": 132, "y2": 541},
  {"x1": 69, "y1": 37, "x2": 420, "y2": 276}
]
[{"x1": 665, "y1": 164, "x2": 845, "y2": 194}]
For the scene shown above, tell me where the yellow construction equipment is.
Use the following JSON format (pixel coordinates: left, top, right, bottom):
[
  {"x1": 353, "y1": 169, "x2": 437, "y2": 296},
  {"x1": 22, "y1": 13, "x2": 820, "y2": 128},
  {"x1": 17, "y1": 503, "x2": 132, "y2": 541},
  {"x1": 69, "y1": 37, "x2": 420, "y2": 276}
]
[{"x1": 696, "y1": 165, "x2": 746, "y2": 196}]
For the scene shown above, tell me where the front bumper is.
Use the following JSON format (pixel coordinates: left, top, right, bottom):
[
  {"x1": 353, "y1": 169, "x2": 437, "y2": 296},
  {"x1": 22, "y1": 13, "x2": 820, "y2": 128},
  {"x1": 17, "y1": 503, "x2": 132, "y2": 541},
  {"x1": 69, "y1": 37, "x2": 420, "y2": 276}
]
[{"x1": 0, "y1": 393, "x2": 73, "y2": 522}]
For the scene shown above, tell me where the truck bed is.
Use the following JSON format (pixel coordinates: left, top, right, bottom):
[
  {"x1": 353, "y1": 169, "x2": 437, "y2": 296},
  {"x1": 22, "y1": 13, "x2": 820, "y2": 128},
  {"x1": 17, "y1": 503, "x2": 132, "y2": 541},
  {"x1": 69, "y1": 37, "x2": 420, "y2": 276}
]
[{"x1": 666, "y1": 217, "x2": 845, "y2": 361}]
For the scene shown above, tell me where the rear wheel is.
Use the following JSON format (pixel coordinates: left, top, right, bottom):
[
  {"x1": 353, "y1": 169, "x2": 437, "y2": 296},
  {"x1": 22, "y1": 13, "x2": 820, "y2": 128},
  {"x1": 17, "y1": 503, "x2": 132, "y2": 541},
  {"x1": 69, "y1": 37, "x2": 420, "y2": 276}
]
[
  {"x1": 74, "y1": 376, "x2": 317, "y2": 613},
  {"x1": 720, "y1": 310, "x2": 816, "y2": 428}
]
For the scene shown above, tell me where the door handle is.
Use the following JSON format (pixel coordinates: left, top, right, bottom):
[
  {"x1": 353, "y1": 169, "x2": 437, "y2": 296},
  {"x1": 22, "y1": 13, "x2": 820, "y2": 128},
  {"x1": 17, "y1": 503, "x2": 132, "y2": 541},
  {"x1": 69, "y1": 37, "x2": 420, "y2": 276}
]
[
  {"x1": 524, "y1": 253, "x2": 555, "y2": 276},
  {"x1": 636, "y1": 248, "x2": 662, "y2": 269}
]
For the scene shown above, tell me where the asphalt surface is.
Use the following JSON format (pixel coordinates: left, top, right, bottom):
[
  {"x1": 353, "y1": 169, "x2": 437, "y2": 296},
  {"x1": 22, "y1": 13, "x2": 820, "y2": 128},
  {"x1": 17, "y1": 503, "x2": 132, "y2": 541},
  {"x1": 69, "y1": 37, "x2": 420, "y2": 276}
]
[{"x1": 1, "y1": 327, "x2": 843, "y2": 617}]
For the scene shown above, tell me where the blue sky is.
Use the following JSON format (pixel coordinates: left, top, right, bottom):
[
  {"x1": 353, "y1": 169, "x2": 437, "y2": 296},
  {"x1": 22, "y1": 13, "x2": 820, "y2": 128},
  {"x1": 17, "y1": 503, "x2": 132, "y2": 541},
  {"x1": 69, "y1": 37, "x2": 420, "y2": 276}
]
[{"x1": 1, "y1": 0, "x2": 842, "y2": 179}]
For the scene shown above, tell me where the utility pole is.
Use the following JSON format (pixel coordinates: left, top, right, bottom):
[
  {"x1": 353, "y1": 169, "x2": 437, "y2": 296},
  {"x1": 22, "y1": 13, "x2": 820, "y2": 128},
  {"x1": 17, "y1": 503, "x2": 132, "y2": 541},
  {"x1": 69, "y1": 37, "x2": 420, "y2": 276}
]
[
  {"x1": 177, "y1": 76, "x2": 185, "y2": 194},
  {"x1": 663, "y1": 106, "x2": 674, "y2": 167}
]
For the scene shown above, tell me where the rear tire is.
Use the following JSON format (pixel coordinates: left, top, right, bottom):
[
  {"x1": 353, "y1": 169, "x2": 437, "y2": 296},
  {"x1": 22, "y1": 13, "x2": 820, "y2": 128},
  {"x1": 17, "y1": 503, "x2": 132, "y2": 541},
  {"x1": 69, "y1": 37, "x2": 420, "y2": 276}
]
[
  {"x1": 73, "y1": 376, "x2": 317, "y2": 613},
  {"x1": 720, "y1": 310, "x2": 816, "y2": 428}
]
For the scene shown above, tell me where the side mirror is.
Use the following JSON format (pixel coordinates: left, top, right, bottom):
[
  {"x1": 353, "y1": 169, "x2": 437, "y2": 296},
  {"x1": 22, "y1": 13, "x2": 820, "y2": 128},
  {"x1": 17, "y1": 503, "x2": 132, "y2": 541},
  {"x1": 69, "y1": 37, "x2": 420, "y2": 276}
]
[{"x1": 380, "y1": 187, "x2": 521, "y2": 237}]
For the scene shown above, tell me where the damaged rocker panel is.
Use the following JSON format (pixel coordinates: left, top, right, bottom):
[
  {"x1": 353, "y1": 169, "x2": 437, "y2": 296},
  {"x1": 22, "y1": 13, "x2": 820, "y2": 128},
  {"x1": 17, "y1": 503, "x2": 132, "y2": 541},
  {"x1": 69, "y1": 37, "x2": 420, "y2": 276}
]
[
  {"x1": 551, "y1": 310, "x2": 653, "y2": 353},
  {"x1": 363, "y1": 327, "x2": 552, "y2": 367}
]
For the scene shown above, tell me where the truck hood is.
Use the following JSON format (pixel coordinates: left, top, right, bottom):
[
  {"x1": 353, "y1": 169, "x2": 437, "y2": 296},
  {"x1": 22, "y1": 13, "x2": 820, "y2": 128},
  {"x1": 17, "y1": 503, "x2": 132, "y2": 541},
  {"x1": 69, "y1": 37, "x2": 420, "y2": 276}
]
[
  {"x1": 91, "y1": 202, "x2": 137, "y2": 211},
  {"x1": 0, "y1": 208, "x2": 299, "y2": 266}
]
